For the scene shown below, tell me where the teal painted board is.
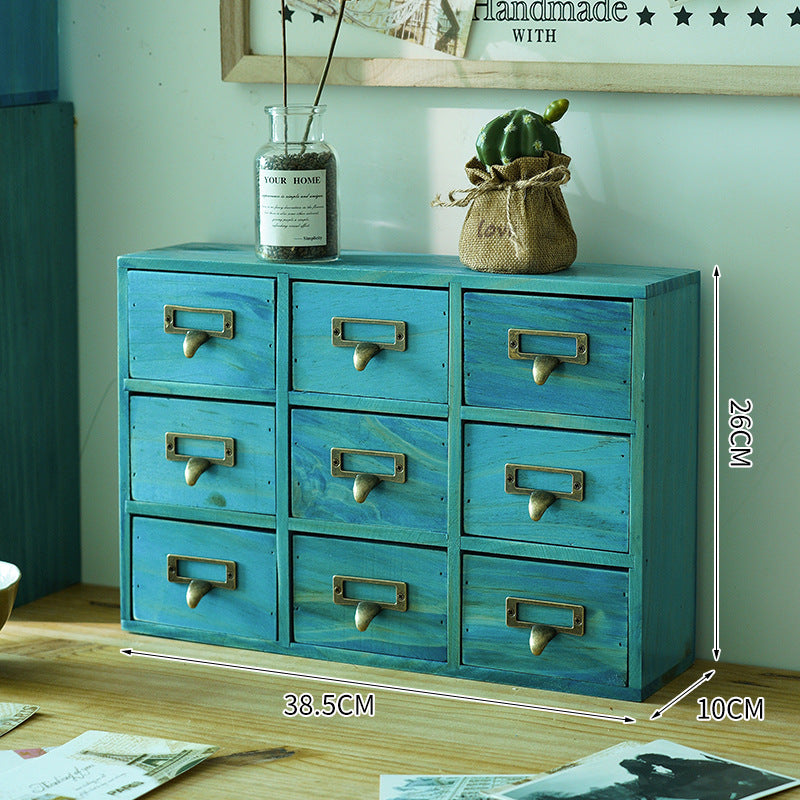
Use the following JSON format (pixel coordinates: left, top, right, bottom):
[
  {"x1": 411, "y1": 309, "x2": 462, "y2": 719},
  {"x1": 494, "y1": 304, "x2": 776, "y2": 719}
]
[
  {"x1": 1, "y1": 102, "x2": 79, "y2": 605},
  {"x1": 119, "y1": 247, "x2": 699, "y2": 701},
  {"x1": 292, "y1": 535, "x2": 448, "y2": 661},
  {"x1": 132, "y1": 517, "x2": 277, "y2": 641},
  {"x1": 635, "y1": 285, "x2": 699, "y2": 685},
  {"x1": 291, "y1": 408, "x2": 448, "y2": 533},
  {"x1": 463, "y1": 423, "x2": 630, "y2": 552},
  {"x1": 0, "y1": 0, "x2": 58, "y2": 106},
  {"x1": 463, "y1": 292, "x2": 632, "y2": 419},
  {"x1": 122, "y1": 244, "x2": 697, "y2": 299},
  {"x1": 291, "y1": 282, "x2": 449, "y2": 403},
  {"x1": 461, "y1": 553, "x2": 629, "y2": 687},
  {"x1": 129, "y1": 395, "x2": 276, "y2": 515},
  {"x1": 127, "y1": 270, "x2": 275, "y2": 389}
]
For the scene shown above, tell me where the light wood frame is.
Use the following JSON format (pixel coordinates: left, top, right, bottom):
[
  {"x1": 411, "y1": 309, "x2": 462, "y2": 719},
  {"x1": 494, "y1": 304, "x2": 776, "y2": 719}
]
[{"x1": 221, "y1": 0, "x2": 799, "y2": 95}]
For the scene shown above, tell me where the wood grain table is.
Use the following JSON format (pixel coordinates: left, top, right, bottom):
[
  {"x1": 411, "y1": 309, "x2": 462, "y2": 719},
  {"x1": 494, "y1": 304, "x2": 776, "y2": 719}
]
[{"x1": 1, "y1": 585, "x2": 797, "y2": 797}]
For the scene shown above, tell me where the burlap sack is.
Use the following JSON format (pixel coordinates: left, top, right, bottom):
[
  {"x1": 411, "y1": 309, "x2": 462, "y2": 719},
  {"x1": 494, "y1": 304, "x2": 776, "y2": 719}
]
[{"x1": 434, "y1": 152, "x2": 577, "y2": 274}]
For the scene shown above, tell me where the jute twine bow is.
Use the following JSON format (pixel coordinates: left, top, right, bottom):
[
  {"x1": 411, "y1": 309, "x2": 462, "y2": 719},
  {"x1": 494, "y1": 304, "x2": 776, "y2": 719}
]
[{"x1": 431, "y1": 164, "x2": 571, "y2": 258}]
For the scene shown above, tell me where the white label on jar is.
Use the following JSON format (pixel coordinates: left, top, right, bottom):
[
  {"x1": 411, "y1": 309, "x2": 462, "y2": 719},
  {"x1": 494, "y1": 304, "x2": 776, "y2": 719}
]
[{"x1": 258, "y1": 168, "x2": 327, "y2": 247}]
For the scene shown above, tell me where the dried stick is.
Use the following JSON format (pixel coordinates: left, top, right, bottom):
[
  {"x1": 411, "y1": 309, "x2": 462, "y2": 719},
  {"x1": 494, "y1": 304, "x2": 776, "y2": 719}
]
[
  {"x1": 280, "y1": 1, "x2": 288, "y2": 151},
  {"x1": 302, "y1": 0, "x2": 347, "y2": 144}
]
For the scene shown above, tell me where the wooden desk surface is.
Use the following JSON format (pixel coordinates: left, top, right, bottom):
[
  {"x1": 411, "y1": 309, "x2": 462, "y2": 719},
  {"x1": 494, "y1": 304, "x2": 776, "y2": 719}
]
[{"x1": 1, "y1": 585, "x2": 798, "y2": 797}]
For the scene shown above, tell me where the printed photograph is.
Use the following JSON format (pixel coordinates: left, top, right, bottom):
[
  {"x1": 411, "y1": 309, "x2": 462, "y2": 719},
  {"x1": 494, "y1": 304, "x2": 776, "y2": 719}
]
[
  {"x1": 288, "y1": 0, "x2": 478, "y2": 56},
  {"x1": 490, "y1": 740, "x2": 800, "y2": 800}
]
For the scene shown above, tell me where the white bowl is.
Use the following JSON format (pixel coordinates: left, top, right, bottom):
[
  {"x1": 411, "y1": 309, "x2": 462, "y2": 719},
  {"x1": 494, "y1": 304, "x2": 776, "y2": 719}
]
[{"x1": 0, "y1": 562, "x2": 21, "y2": 631}]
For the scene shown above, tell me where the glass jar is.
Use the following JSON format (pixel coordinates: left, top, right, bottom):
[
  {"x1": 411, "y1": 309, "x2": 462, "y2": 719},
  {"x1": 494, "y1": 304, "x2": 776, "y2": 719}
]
[{"x1": 255, "y1": 104, "x2": 339, "y2": 262}]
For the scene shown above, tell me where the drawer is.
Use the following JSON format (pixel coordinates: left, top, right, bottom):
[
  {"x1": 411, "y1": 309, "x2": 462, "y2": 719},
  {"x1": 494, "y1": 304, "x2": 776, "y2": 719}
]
[
  {"x1": 463, "y1": 423, "x2": 630, "y2": 552},
  {"x1": 463, "y1": 292, "x2": 632, "y2": 419},
  {"x1": 127, "y1": 270, "x2": 275, "y2": 389},
  {"x1": 291, "y1": 282, "x2": 449, "y2": 403},
  {"x1": 132, "y1": 517, "x2": 277, "y2": 641},
  {"x1": 291, "y1": 408, "x2": 448, "y2": 533},
  {"x1": 129, "y1": 395, "x2": 276, "y2": 515},
  {"x1": 292, "y1": 535, "x2": 447, "y2": 661},
  {"x1": 462, "y1": 553, "x2": 628, "y2": 687}
]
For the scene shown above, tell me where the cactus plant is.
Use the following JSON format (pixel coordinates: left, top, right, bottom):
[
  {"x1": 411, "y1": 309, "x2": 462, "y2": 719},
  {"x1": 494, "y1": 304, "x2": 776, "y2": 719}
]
[{"x1": 475, "y1": 99, "x2": 569, "y2": 168}]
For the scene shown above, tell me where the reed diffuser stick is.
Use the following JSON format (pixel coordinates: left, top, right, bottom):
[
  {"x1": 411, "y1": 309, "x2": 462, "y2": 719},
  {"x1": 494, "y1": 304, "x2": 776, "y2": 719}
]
[{"x1": 302, "y1": 0, "x2": 347, "y2": 144}]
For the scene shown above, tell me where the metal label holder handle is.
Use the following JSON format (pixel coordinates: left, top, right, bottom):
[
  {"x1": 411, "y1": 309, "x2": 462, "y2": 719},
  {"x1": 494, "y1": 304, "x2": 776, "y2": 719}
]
[
  {"x1": 331, "y1": 447, "x2": 407, "y2": 503},
  {"x1": 504, "y1": 463, "x2": 585, "y2": 522},
  {"x1": 164, "y1": 304, "x2": 234, "y2": 358},
  {"x1": 333, "y1": 575, "x2": 409, "y2": 632},
  {"x1": 164, "y1": 305, "x2": 235, "y2": 339},
  {"x1": 506, "y1": 597, "x2": 585, "y2": 636},
  {"x1": 331, "y1": 317, "x2": 407, "y2": 371},
  {"x1": 331, "y1": 448, "x2": 406, "y2": 483},
  {"x1": 165, "y1": 433, "x2": 235, "y2": 486},
  {"x1": 167, "y1": 554, "x2": 237, "y2": 609},
  {"x1": 504, "y1": 463, "x2": 584, "y2": 501},
  {"x1": 506, "y1": 596, "x2": 586, "y2": 656},
  {"x1": 165, "y1": 433, "x2": 236, "y2": 467},
  {"x1": 507, "y1": 328, "x2": 588, "y2": 385}
]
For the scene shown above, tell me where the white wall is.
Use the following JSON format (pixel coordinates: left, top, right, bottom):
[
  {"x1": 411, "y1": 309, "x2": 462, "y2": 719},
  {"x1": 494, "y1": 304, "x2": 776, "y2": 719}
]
[{"x1": 60, "y1": 0, "x2": 800, "y2": 671}]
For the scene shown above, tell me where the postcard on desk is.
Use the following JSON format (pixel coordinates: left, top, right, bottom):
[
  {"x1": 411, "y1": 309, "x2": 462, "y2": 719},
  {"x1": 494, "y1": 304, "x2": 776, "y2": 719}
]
[
  {"x1": 0, "y1": 704, "x2": 39, "y2": 737},
  {"x1": 380, "y1": 774, "x2": 541, "y2": 799},
  {"x1": 488, "y1": 739, "x2": 800, "y2": 800},
  {"x1": 0, "y1": 730, "x2": 218, "y2": 799},
  {"x1": 0, "y1": 748, "x2": 50, "y2": 773}
]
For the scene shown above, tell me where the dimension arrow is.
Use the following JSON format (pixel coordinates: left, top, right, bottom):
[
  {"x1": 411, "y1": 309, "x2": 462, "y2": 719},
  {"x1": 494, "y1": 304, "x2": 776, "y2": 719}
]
[
  {"x1": 713, "y1": 265, "x2": 721, "y2": 662},
  {"x1": 649, "y1": 669, "x2": 715, "y2": 720},
  {"x1": 121, "y1": 648, "x2": 636, "y2": 724}
]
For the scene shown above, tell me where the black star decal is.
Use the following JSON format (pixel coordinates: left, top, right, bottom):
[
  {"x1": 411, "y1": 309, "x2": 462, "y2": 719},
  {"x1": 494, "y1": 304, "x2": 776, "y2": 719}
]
[
  {"x1": 312, "y1": 11, "x2": 324, "y2": 22},
  {"x1": 748, "y1": 5, "x2": 767, "y2": 24},
  {"x1": 710, "y1": 6, "x2": 728, "y2": 25},
  {"x1": 788, "y1": 5, "x2": 800, "y2": 24},
  {"x1": 637, "y1": 6, "x2": 655, "y2": 24},
  {"x1": 674, "y1": 5, "x2": 692, "y2": 24},
  {"x1": 279, "y1": 4, "x2": 294, "y2": 21}
]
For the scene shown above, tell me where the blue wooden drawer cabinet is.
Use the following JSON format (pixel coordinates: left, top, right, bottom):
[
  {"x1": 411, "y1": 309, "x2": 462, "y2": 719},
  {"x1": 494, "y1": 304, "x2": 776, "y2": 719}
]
[{"x1": 118, "y1": 246, "x2": 699, "y2": 701}]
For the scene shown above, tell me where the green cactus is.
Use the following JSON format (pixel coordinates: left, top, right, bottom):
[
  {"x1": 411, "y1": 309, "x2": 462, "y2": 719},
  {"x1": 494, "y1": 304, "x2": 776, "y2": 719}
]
[{"x1": 476, "y1": 99, "x2": 569, "y2": 168}]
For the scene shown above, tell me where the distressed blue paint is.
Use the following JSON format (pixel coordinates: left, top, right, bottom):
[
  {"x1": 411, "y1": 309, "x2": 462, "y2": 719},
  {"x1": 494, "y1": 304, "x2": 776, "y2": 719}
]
[
  {"x1": 129, "y1": 395, "x2": 276, "y2": 515},
  {"x1": 292, "y1": 535, "x2": 448, "y2": 661},
  {"x1": 127, "y1": 270, "x2": 275, "y2": 390},
  {"x1": 463, "y1": 292, "x2": 632, "y2": 418},
  {"x1": 291, "y1": 408, "x2": 448, "y2": 533},
  {"x1": 132, "y1": 517, "x2": 277, "y2": 641},
  {"x1": 291, "y1": 282, "x2": 449, "y2": 403},
  {"x1": 119, "y1": 247, "x2": 699, "y2": 701},
  {"x1": 462, "y1": 553, "x2": 629, "y2": 687},
  {"x1": 463, "y1": 423, "x2": 630, "y2": 552}
]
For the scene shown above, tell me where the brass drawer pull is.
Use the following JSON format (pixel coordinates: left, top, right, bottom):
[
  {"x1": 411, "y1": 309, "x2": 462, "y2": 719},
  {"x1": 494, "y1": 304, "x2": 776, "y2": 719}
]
[
  {"x1": 332, "y1": 575, "x2": 408, "y2": 631},
  {"x1": 331, "y1": 317, "x2": 407, "y2": 371},
  {"x1": 167, "y1": 554, "x2": 237, "y2": 609},
  {"x1": 331, "y1": 447, "x2": 406, "y2": 503},
  {"x1": 164, "y1": 304, "x2": 234, "y2": 358},
  {"x1": 505, "y1": 463, "x2": 584, "y2": 521},
  {"x1": 165, "y1": 432, "x2": 235, "y2": 486},
  {"x1": 507, "y1": 328, "x2": 588, "y2": 385},
  {"x1": 506, "y1": 597, "x2": 585, "y2": 656}
]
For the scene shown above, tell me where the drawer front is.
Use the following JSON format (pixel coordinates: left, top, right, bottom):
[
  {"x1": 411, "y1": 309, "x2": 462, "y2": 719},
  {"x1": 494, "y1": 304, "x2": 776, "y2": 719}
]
[
  {"x1": 292, "y1": 535, "x2": 447, "y2": 661},
  {"x1": 132, "y1": 517, "x2": 277, "y2": 641},
  {"x1": 291, "y1": 408, "x2": 448, "y2": 533},
  {"x1": 463, "y1": 423, "x2": 630, "y2": 552},
  {"x1": 291, "y1": 282, "x2": 449, "y2": 403},
  {"x1": 130, "y1": 395, "x2": 276, "y2": 515},
  {"x1": 463, "y1": 292, "x2": 632, "y2": 418},
  {"x1": 462, "y1": 554, "x2": 628, "y2": 687},
  {"x1": 127, "y1": 270, "x2": 275, "y2": 389}
]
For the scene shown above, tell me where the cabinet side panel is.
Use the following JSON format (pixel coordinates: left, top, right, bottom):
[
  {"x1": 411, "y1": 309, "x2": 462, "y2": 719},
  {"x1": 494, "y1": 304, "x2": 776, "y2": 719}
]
[{"x1": 635, "y1": 282, "x2": 700, "y2": 686}]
